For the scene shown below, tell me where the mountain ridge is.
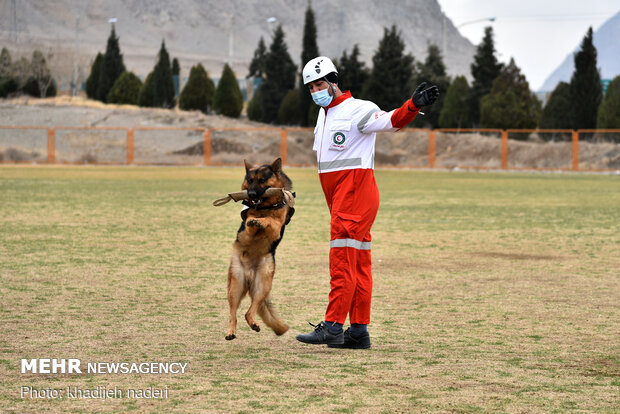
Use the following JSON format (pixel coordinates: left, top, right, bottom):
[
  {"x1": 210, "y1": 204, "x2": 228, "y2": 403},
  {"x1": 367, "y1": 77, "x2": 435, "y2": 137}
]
[
  {"x1": 540, "y1": 10, "x2": 620, "y2": 92},
  {"x1": 0, "y1": 0, "x2": 475, "y2": 89}
]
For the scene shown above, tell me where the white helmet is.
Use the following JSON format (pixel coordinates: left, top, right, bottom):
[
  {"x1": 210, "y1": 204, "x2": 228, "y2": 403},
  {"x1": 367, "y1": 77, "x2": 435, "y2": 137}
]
[{"x1": 302, "y1": 56, "x2": 338, "y2": 85}]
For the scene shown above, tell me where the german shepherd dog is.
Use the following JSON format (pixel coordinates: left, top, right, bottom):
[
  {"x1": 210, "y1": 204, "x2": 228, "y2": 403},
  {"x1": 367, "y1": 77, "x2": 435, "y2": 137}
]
[{"x1": 225, "y1": 158, "x2": 294, "y2": 340}]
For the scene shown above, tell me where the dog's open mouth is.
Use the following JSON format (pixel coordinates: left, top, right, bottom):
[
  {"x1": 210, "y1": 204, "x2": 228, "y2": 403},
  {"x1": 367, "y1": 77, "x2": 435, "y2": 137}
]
[{"x1": 249, "y1": 187, "x2": 271, "y2": 206}]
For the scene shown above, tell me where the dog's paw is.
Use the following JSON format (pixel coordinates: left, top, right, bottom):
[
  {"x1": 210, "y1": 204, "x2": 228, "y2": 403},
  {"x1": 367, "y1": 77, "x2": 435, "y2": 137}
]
[
  {"x1": 251, "y1": 324, "x2": 260, "y2": 332},
  {"x1": 225, "y1": 333, "x2": 236, "y2": 340},
  {"x1": 246, "y1": 219, "x2": 264, "y2": 229}
]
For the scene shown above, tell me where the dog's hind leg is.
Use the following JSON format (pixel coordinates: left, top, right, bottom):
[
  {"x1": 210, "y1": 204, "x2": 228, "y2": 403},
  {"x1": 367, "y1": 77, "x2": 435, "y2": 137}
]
[
  {"x1": 257, "y1": 295, "x2": 289, "y2": 336},
  {"x1": 245, "y1": 256, "x2": 275, "y2": 333},
  {"x1": 226, "y1": 256, "x2": 247, "y2": 340}
]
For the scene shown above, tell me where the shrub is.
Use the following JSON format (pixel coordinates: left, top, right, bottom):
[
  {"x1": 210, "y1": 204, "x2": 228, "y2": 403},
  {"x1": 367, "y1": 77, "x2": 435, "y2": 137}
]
[
  {"x1": 597, "y1": 75, "x2": 620, "y2": 128},
  {"x1": 97, "y1": 26, "x2": 125, "y2": 102},
  {"x1": 179, "y1": 63, "x2": 215, "y2": 113},
  {"x1": 569, "y1": 27, "x2": 602, "y2": 129},
  {"x1": 468, "y1": 26, "x2": 503, "y2": 126},
  {"x1": 337, "y1": 45, "x2": 369, "y2": 99},
  {"x1": 307, "y1": 102, "x2": 320, "y2": 125},
  {"x1": 152, "y1": 41, "x2": 175, "y2": 108},
  {"x1": 247, "y1": 87, "x2": 263, "y2": 121},
  {"x1": 107, "y1": 71, "x2": 142, "y2": 105},
  {"x1": 10, "y1": 56, "x2": 31, "y2": 90},
  {"x1": 86, "y1": 53, "x2": 103, "y2": 100},
  {"x1": 410, "y1": 44, "x2": 451, "y2": 129},
  {"x1": 480, "y1": 58, "x2": 540, "y2": 129},
  {"x1": 260, "y1": 25, "x2": 296, "y2": 123},
  {"x1": 22, "y1": 77, "x2": 56, "y2": 97},
  {"x1": 439, "y1": 75, "x2": 470, "y2": 128},
  {"x1": 172, "y1": 57, "x2": 180, "y2": 97},
  {"x1": 138, "y1": 72, "x2": 155, "y2": 107},
  {"x1": 540, "y1": 82, "x2": 572, "y2": 129},
  {"x1": 47, "y1": 78, "x2": 57, "y2": 97},
  {"x1": 278, "y1": 89, "x2": 301, "y2": 125},
  {"x1": 247, "y1": 37, "x2": 267, "y2": 78},
  {"x1": 214, "y1": 64, "x2": 243, "y2": 117},
  {"x1": 0, "y1": 78, "x2": 18, "y2": 98},
  {"x1": 364, "y1": 25, "x2": 414, "y2": 110}
]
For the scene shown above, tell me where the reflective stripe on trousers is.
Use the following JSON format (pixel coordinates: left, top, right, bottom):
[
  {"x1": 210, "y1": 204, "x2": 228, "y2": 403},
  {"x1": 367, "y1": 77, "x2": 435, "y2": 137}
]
[{"x1": 330, "y1": 239, "x2": 371, "y2": 250}]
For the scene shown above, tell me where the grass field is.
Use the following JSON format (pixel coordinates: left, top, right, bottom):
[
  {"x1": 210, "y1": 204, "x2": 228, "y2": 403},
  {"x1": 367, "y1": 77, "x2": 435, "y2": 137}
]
[{"x1": 0, "y1": 165, "x2": 618, "y2": 413}]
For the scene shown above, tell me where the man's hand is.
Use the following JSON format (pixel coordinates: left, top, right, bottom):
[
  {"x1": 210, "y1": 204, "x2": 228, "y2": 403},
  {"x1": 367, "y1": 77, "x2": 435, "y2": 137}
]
[{"x1": 411, "y1": 82, "x2": 439, "y2": 108}]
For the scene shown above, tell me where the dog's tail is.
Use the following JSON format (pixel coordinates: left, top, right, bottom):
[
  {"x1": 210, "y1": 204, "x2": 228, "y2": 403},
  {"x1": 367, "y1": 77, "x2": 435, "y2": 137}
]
[{"x1": 258, "y1": 296, "x2": 289, "y2": 336}]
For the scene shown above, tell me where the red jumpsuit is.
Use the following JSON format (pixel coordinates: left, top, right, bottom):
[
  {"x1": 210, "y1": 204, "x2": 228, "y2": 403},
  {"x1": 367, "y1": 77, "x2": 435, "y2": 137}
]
[{"x1": 313, "y1": 91, "x2": 421, "y2": 324}]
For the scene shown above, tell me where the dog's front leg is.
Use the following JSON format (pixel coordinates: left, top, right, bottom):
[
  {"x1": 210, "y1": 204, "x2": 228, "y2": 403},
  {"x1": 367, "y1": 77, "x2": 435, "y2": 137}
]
[
  {"x1": 247, "y1": 217, "x2": 283, "y2": 242},
  {"x1": 245, "y1": 217, "x2": 266, "y2": 236},
  {"x1": 263, "y1": 219, "x2": 283, "y2": 242}
]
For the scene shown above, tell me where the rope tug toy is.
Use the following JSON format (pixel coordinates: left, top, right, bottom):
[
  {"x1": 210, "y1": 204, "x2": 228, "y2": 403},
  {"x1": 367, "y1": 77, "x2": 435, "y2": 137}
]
[{"x1": 212, "y1": 188, "x2": 296, "y2": 208}]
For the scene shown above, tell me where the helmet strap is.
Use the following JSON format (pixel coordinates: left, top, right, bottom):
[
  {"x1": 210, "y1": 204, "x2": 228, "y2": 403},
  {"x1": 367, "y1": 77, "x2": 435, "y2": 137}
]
[{"x1": 326, "y1": 80, "x2": 336, "y2": 96}]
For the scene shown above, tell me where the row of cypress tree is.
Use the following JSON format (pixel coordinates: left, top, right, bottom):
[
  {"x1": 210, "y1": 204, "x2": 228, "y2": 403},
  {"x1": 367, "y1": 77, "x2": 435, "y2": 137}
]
[
  {"x1": 82, "y1": 9, "x2": 619, "y2": 130},
  {"x1": 85, "y1": 26, "x2": 243, "y2": 117},
  {"x1": 247, "y1": 4, "x2": 620, "y2": 131}
]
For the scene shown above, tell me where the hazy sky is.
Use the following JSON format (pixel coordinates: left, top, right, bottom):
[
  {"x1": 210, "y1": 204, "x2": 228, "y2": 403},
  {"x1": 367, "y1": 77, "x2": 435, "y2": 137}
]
[{"x1": 437, "y1": 0, "x2": 620, "y2": 90}]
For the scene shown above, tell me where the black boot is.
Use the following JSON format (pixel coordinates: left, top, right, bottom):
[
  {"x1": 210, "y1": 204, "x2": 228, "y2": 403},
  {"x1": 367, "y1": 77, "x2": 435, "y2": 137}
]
[
  {"x1": 327, "y1": 327, "x2": 371, "y2": 349},
  {"x1": 296, "y1": 322, "x2": 344, "y2": 345}
]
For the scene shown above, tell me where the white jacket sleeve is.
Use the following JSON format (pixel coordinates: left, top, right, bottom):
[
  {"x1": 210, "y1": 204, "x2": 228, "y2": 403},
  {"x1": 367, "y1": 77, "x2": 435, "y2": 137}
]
[{"x1": 356, "y1": 99, "x2": 421, "y2": 134}]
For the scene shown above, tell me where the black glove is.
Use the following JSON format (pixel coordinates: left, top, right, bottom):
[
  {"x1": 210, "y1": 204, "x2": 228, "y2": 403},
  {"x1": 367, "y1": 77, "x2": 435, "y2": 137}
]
[{"x1": 411, "y1": 82, "x2": 439, "y2": 108}]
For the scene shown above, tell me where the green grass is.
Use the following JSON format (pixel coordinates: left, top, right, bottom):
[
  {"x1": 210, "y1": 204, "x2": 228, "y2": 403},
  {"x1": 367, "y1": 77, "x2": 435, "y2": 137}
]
[{"x1": 0, "y1": 165, "x2": 619, "y2": 413}]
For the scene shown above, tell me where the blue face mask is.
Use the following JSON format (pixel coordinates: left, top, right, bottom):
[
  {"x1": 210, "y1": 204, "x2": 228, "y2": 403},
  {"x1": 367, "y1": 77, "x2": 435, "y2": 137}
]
[{"x1": 311, "y1": 88, "x2": 333, "y2": 107}]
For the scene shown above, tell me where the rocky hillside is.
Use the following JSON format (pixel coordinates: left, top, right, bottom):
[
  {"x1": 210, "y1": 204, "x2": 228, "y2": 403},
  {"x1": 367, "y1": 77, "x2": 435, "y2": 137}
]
[{"x1": 0, "y1": 0, "x2": 475, "y2": 87}]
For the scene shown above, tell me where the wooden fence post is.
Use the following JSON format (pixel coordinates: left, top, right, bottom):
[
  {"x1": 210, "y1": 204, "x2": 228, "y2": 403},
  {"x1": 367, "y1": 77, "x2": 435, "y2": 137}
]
[
  {"x1": 126, "y1": 129, "x2": 134, "y2": 165},
  {"x1": 572, "y1": 130, "x2": 579, "y2": 171},
  {"x1": 428, "y1": 130, "x2": 436, "y2": 168},
  {"x1": 501, "y1": 130, "x2": 508, "y2": 169},
  {"x1": 280, "y1": 129, "x2": 288, "y2": 165},
  {"x1": 203, "y1": 129, "x2": 211, "y2": 165},
  {"x1": 47, "y1": 128, "x2": 55, "y2": 164}
]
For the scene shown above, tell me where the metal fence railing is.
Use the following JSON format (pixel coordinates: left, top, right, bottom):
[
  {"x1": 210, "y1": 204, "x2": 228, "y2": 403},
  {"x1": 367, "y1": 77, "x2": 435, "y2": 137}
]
[{"x1": 1, "y1": 126, "x2": 619, "y2": 171}]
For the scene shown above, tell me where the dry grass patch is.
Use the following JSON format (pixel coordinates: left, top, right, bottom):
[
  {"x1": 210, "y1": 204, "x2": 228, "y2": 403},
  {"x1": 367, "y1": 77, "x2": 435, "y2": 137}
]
[{"x1": 0, "y1": 166, "x2": 618, "y2": 413}]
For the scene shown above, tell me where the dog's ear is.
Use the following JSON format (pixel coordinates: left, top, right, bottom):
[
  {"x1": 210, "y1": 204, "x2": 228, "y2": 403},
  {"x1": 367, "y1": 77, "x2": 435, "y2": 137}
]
[
  {"x1": 244, "y1": 159, "x2": 253, "y2": 173},
  {"x1": 271, "y1": 158, "x2": 282, "y2": 173}
]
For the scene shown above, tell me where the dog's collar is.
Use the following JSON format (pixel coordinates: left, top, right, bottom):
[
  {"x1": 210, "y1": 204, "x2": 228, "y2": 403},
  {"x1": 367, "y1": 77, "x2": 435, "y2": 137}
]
[{"x1": 242, "y1": 192, "x2": 296, "y2": 211}]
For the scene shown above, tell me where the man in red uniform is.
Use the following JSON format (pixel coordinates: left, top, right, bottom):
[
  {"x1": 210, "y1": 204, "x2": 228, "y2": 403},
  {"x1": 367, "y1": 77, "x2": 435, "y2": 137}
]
[{"x1": 296, "y1": 56, "x2": 439, "y2": 348}]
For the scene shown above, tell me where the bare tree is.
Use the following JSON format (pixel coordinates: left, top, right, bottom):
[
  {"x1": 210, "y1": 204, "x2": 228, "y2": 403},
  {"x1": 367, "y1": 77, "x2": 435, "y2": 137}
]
[
  {"x1": 0, "y1": 48, "x2": 12, "y2": 79},
  {"x1": 31, "y1": 50, "x2": 53, "y2": 97},
  {"x1": 44, "y1": 39, "x2": 90, "y2": 96}
]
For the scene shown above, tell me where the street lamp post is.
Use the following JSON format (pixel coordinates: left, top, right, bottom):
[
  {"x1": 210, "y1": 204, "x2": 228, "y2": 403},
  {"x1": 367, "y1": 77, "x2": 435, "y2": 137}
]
[
  {"x1": 228, "y1": 14, "x2": 234, "y2": 64},
  {"x1": 458, "y1": 17, "x2": 496, "y2": 28},
  {"x1": 72, "y1": 14, "x2": 80, "y2": 96},
  {"x1": 442, "y1": 16, "x2": 495, "y2": 56},
  {"x1": 266, "y1": 17, "x2": 277, "y2": 38}
]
